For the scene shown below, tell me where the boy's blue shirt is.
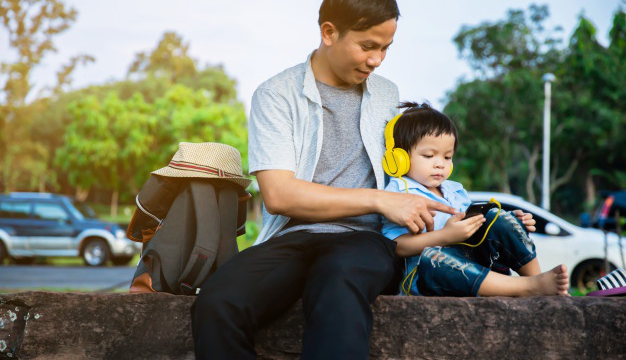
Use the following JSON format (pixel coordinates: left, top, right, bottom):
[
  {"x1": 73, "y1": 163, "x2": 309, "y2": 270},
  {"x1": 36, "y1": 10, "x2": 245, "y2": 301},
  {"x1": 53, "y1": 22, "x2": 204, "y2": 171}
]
[{"x1": 381, "y1": 176, "x2": 472, "y2": 295}]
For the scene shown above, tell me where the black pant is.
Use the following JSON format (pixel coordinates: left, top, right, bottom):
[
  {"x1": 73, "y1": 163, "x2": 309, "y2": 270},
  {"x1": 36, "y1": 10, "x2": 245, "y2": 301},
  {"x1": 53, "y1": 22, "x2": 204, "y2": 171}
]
[{"x1": 191, "y1": 230, "x2": 401, "y2": 360}]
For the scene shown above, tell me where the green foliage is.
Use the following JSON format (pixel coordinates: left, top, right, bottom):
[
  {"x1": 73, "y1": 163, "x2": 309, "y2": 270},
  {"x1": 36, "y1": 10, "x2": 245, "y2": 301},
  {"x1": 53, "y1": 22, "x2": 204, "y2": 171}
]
[
  {"x1": 2, "y1": 20, "x2": 247, "y2": 217},
  {"x1": 445, "y1": 5, "x2": 625, "y2": 214},
  {"x1": 0, "y1": 0, "x2": 92, "y2": 192}
]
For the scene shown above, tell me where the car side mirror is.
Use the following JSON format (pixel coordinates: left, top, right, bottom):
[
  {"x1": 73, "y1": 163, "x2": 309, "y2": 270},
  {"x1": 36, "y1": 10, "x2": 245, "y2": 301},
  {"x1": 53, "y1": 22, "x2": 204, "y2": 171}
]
[{"x1": 545, "y1": 222, "x2": 561, "y2": 236}]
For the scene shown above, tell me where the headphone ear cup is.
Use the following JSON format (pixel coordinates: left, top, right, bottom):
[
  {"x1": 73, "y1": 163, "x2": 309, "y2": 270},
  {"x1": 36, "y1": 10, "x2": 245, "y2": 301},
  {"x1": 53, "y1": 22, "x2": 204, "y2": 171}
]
[{"x1": 390, "y1": 148, "x2": 410, "y2": 177}]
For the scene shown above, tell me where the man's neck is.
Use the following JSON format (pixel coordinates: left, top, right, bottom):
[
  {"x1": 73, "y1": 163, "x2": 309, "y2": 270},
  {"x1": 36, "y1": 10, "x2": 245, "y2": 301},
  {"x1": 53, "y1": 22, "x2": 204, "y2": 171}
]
[{"x1": 310, "y1": 47, "x2": 352, "y2": 89}]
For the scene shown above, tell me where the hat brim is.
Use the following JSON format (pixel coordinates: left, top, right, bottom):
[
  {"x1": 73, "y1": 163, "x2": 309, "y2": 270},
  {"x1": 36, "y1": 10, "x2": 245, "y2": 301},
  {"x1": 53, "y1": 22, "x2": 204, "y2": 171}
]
[
  {"x1": 586, "y1": 286, "x2": 626, "y2": 297},
  {"x1": 152, "y1": 167, "x2": 251, "y2": 189}
]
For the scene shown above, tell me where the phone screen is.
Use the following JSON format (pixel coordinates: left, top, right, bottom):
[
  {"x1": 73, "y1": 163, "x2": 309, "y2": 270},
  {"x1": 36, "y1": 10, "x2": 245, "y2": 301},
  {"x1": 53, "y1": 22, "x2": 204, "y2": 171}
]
[{"x1": 463, "y1": 202, "x2": 497, "y2": 219}]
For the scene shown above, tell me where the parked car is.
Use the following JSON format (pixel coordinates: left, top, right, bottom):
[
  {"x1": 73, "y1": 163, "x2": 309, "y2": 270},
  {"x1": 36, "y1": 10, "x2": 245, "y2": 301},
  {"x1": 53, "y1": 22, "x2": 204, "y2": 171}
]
[
  {"x1": 0, "y1": 193, "x2": 141, "y2": 266},
  {"x1": 468, "y1": 192, "x2": 626, "y2": 291}
]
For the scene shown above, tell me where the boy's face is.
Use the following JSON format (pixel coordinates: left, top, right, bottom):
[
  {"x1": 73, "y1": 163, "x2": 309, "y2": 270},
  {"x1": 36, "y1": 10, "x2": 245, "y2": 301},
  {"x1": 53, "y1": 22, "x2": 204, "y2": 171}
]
[
  {"x1": 406, "y1": 134, "x2": 456, "y2": 192},
  {"x1": 323, "y1": 18, "x2": 396, "y2": 87}
]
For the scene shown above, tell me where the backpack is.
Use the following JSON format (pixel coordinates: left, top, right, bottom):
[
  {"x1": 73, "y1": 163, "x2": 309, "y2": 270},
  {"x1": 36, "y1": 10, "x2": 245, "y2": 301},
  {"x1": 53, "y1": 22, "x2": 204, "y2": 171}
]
[{"x1": 127, "y1": 175, "x2": 249, "y2": 295}]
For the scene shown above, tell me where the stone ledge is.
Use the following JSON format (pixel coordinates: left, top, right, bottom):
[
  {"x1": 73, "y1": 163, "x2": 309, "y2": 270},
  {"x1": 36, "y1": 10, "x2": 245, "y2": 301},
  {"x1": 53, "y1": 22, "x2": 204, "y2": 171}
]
[{"x1": 0, "y1": 292, "x2": 624, "y2": 359}]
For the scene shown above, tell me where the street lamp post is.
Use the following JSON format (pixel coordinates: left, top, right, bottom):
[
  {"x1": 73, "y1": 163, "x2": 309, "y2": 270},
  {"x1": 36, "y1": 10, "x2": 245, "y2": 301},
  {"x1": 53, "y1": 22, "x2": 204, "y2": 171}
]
[{"x1": 542, "y1": 73, "x2": 556, "y2": 211}]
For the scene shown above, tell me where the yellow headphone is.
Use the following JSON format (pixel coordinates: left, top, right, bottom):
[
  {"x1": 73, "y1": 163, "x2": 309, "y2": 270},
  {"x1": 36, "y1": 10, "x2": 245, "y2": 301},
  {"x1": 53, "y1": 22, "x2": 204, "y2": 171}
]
[{"x1": 383, "y1": 114, "x2": 411, "y2": 178}]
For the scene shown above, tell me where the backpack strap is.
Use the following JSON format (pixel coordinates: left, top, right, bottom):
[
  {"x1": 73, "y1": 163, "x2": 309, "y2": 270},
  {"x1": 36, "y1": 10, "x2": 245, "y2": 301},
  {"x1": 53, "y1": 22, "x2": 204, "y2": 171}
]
[{"x1": 177, "y1": 181, "x2": 224, "y2": 295}]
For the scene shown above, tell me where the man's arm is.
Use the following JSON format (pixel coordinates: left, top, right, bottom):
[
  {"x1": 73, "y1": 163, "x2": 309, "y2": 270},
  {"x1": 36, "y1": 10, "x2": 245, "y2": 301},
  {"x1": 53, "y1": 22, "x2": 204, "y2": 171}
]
[{"x1": 256, "y1": 170, "x2": 458, "y2": 233}]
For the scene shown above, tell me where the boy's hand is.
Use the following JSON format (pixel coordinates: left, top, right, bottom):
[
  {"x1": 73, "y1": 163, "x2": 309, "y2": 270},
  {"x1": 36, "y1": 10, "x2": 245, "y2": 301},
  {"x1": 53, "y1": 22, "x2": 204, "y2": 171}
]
[
  {"x1": 513, "y1": 210, "x2": 536, "y2": 232},
  {"x1": 442, "y1": 213, "x2": 486, "y2": 243},
  {"x1": 379, "y1": 191, "x2": 458, "y2": 234}
]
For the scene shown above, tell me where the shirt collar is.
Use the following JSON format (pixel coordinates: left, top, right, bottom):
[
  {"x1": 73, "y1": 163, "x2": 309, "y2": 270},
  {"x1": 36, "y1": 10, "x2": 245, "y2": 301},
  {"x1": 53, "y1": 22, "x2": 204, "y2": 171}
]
[{"x1": 395, "y1": 176, "x2": 463, "y2": 198}]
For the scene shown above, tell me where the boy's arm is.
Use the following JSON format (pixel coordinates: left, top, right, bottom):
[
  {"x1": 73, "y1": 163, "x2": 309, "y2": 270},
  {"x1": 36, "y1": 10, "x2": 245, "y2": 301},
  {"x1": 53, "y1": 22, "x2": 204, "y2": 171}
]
[
  {"x1": 394, "y1": 230, "x2": 453, "y2": 257},
  {"x1": 256, "y1": 170, "x2": 457, "y2": 233},
  {"x1": 393, "y1": 214, "x2": 485, "y2": 257}
]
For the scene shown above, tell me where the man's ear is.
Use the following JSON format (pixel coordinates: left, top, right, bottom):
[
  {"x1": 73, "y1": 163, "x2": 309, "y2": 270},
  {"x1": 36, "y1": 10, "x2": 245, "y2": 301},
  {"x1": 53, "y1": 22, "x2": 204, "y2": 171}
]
[{"x1": 320, "y1": 21, "x2": 339, "y2": 46}]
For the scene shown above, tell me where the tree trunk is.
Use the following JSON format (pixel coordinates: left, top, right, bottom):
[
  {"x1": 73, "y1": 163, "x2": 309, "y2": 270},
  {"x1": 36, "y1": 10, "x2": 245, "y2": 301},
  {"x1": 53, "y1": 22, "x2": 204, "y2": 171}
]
[
  {"x1": 585, "y1": 172, "x2": 596, "y2": 211},
  {"x1": 39, "y1": 174, "x2": 46, "y2": 193},
  {"x1": 110, "y1": 190, "x2": 119, "y2": 219},
  {"x1": 75, "y1": 186, "x2": 90, "y2": 202},
  {"x1": 525, "y1": 145, "x2": 540, "y2": 204}
]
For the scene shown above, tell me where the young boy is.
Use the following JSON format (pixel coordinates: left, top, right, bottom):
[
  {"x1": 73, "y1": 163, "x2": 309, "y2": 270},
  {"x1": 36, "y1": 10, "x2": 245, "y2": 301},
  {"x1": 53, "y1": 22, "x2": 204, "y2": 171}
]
[{"x1": 382, "y1": 102, "x2": 570, "y2": 297}]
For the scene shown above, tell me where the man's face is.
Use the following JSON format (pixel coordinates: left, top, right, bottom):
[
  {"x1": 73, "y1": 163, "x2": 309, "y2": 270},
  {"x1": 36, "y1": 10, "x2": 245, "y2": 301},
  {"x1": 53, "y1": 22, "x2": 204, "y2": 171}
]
[{"x1": 325, "y1": 18, "x2": 397, "y2": 87}]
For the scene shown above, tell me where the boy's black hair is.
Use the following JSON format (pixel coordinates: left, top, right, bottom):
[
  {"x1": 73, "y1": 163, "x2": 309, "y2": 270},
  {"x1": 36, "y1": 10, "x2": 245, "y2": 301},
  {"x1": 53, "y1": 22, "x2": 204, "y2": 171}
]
[
  {"x1": 318, "y1": 0, "x2": 400, "y2": 35},
  {"x1": 393, "y1": 102, "x2": 459, "y2": 153}
]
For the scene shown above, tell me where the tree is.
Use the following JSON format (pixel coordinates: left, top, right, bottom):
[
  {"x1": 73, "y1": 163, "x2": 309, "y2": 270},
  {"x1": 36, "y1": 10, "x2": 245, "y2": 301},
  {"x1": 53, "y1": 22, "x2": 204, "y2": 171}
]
[
  {"x1": 0, "y1": 0, "x2": 92, "y2": 191},
  {"x1": 55, "y1": 92, "x2": 156, "y2": 216},
  {"x1": 444, "y1": 5, "x2": 625, "y2": 215},
  {"x1": 445, "y1": 5, "x2": 563, "y2": 200},
  {"x1": 55, "y1": 84, "x2": 248, "y2": 217}
]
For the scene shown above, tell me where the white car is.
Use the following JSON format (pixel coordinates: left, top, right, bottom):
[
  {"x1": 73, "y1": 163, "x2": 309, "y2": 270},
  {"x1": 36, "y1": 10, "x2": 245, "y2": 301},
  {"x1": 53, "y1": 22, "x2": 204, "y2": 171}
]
[{"x1": 468, "y1": 192, "x2": 626, "y2": 291}]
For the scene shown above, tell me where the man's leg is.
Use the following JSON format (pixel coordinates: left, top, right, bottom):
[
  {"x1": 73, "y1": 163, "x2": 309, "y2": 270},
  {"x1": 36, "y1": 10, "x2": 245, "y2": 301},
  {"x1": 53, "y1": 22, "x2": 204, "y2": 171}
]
[
  {"x1": 300, "y1": 231, "x2": 399, "y2": 360},
  {"x1": 191, "y1": 232, "x2": 313, "y2": 360}
]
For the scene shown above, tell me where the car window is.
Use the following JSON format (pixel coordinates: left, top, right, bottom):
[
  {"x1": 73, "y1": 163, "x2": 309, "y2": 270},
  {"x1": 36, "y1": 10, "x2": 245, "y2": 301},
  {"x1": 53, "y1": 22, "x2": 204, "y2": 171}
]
[
  {"x1": 33, "y1": 202, "x2": 69, "y2": 221},
  {"x1": 71, "y1": 200, "x2": 96, "y2": 219},
  {"x1": 498, "y1": 204, "x2": 564, "y2": 236},
  {"x1": 0, "y1": 201, "x2": 32, "y2": 219}
]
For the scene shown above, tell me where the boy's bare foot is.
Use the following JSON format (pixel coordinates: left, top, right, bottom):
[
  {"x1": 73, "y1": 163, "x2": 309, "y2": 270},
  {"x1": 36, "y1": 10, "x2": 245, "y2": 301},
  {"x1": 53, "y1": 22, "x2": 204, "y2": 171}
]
[{"x1": 528, "y1": 264, "x2": 570, "y2": 296}]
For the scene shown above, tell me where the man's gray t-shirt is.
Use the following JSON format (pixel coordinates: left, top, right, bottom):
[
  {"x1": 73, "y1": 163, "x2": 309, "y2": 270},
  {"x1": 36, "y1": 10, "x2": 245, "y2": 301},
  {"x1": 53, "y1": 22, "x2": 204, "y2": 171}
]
[{"x1": 278, "y1": 80, "x2": 380, "y2": 236}]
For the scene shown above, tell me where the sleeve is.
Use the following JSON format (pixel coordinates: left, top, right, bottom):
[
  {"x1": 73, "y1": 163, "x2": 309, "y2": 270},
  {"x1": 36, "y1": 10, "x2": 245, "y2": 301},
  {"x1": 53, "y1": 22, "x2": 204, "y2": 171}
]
[
  {"x1": 381, "y1": 179, "x2": 410, "y2": 241},
  {"x1": 457, "y1": 187, "x2": 472, "y2": 213},
  {"x1": 248, "y1": 87, "x2": 297, "y2": 174}
]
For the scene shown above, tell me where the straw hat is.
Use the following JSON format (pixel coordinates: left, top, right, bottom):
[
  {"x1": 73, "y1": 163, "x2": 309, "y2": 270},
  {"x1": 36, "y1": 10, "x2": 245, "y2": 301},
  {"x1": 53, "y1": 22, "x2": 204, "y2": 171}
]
[{"x1": 152, "y1": 142, "x2": 251, "y2": 189}]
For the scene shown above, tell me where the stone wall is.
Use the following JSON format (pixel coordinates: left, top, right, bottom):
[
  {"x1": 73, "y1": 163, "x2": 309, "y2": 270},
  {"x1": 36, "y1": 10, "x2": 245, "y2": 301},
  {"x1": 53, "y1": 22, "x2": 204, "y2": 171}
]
[{"x1": 0, "y1": 292, "x2": 624, "y2": 359}]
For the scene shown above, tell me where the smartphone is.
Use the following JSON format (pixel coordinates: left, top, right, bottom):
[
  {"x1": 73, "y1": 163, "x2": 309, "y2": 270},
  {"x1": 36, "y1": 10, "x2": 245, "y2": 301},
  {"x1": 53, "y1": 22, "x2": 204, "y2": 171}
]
[{"x1": 463, "y1": 202, "x2": 498, "y2": 219}]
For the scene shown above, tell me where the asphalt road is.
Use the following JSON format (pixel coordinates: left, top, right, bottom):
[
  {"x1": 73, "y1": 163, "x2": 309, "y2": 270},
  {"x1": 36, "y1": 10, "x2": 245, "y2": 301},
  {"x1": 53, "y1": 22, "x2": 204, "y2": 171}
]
[{"x1": 0, "y1": 265, "x2": 136, "y2": 291}]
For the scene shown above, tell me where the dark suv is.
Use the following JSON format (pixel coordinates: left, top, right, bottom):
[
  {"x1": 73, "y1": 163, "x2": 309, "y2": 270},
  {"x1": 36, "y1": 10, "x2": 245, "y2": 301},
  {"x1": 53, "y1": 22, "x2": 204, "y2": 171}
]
[{"x1": 0, "y1": 193, "x2": 140, "y2": 266}]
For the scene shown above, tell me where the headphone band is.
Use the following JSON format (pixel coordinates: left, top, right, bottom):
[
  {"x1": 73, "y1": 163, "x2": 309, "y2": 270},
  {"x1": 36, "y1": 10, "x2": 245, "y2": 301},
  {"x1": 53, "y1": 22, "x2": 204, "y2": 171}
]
[{"x1": 384, "y1": 113, "x2": 403, "y2": 151}]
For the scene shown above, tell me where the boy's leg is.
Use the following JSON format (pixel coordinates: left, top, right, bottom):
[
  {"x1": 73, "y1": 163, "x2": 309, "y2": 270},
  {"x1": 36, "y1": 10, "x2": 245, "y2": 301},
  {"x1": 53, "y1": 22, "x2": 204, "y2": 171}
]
[
  {"x1": 191, "y1": 231, "x2": 314, "y2": 360},
  {"x1": 416, "y1": 246, "x2": 490, "y2": 296},
  {"x1": 300, "y1": 231, "x2": 400, "y2": 360},
  {"x1": 471, "y1": 209, "x2": 537, "y2": 275},
  {"x1": 477, "y1": 264, "x2": 569, "y2": 296},
  {"x1": 416, "y1": 246, "x2": 569, "y2": 296}
]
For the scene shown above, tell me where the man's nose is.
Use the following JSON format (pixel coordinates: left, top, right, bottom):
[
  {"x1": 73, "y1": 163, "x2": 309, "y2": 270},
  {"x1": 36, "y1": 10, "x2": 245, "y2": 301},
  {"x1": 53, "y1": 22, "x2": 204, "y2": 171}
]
[{"x1": 366, "y1": 52, "x2": 383, "y2": 68}]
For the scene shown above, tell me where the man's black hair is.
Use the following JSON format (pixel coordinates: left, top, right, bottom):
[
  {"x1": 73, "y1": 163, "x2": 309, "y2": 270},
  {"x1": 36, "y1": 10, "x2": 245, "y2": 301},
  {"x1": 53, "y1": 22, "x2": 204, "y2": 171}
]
[
  {"x1": 318, "y1": 0, "x2": 400, "y2": 35},
  {"x1": 393, "y1": 102, "x2": 459, "y2": 153}
]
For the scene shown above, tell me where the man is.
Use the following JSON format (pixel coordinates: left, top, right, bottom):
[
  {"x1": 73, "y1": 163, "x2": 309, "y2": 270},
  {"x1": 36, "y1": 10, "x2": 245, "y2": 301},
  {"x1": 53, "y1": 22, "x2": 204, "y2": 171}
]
[{"x1": 191, "y1": 1, "x2": 457, "y2": 359}]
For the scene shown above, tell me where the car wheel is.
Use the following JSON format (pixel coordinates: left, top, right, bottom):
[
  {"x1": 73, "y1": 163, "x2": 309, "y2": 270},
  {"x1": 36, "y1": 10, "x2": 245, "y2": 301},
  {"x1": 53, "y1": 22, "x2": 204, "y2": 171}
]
[
  {"x1": 571, "y1": 260, "x2": 616, "y2": 292},
  {"x1": 82, "y1": 238, "x2": 110, "y2": 267},
  {"x1": 111, "y1": 256, "x2": 134, "y2": 266}
]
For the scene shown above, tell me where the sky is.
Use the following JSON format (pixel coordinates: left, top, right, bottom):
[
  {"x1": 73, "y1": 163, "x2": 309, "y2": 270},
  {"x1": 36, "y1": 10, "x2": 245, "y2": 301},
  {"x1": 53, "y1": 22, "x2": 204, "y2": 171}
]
[{"x1": 4, "y1": 0, "x2": 624, "y2": 110}]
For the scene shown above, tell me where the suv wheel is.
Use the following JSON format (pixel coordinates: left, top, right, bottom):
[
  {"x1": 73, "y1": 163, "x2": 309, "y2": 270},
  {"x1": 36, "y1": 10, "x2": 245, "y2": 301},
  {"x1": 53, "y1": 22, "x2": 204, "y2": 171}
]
[{"x1": 82, "y1": 238, "x2": 110, "y2": 266}]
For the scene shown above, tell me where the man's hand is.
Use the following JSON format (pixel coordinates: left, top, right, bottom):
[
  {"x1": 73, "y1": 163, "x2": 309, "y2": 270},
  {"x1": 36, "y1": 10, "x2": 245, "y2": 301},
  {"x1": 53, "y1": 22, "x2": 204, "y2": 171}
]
[
  {"x1": 513, "y1": 210, "x2": 536, "y2": 232},
  {"x1": 378, "y1": 191, "x2": 458, "y2": 233},
  {"x1": 441, "y1": 213, "x2": 486, "y2": 243}
]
